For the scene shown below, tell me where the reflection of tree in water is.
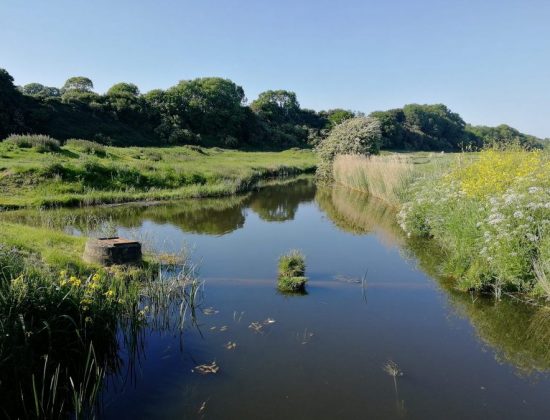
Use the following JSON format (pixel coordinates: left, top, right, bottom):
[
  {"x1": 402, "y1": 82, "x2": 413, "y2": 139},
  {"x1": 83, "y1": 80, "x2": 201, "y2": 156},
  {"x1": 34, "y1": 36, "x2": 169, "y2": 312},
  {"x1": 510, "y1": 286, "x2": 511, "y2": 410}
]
[
  {"x1": 319, "y1": 186, "x2": 550, "y2": 375},
  {"x1": 3, "y1": 195, "x2": 249, "y2": 236},
  {"x1": 4, "y1": 178, "x2": 317, "y2": 236},
  {"x1": 247, "y1": 178, "x2": 316, "y2": 222}
]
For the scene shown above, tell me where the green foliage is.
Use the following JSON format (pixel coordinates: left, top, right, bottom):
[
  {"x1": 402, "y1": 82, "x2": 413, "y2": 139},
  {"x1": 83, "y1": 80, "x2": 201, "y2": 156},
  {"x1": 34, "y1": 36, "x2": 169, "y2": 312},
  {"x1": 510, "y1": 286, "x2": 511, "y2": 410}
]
[
  {"x1": 465, "y1": 124, "x2": 544, "y2": 150},
  {"x1": 4, "y1": 134, "x2": 61, "y2": 152},
  {"x1": 1, "y1": 66, "x2": 544, "y2": 152},
  {"x1": 370, "y1": 104, "x2": 470, "y2": 151},
  {"x1": 20, "y1": 83, "x2": 61, "y2": 98},
  {"x1": 316, "y1": 116, "x2": 382, "y2": 180},
  {"x1": 62, "y1": 76, "x2": 94, "y2": 93},
  {"x1": 277, "y1": 250, "x2": 307, "y2": 292},
  {"x1": 65, "y1": 138, "x2": 106, "y2": 156},
  {"x1": 398, "y1": 150, "x2": 550, "y2": 297},
  {"x1": 323, "y1": 108, "x2": 355, "y2": 127},
  {"x1": 251, "y1": 90, "x2": 300, "y2": 124},
  {"x1": 0, "y1": 144, "x2": 316, "y2": 208}
]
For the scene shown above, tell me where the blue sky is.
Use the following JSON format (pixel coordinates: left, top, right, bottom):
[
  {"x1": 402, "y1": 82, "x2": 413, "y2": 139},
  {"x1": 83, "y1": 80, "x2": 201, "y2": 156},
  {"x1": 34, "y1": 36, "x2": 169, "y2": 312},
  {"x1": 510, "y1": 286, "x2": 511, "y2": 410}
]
[{"x1": 1, "y1": 0, "x2": 549, "y2": 137}]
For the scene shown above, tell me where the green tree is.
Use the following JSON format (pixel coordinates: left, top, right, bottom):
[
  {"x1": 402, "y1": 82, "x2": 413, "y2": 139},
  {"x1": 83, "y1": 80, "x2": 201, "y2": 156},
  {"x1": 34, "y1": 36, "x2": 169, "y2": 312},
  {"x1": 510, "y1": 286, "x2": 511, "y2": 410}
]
[
  {"x1": 21, "y1": 83, "x2": 61, "y2": 98},
  {"x1": 0, "y1": 68, "x2": 27, "y2": 138},
  {"x1": 62, "y1": 76, "x2": 94, "y2": 93},
  {"x1": 250, "y1": 90, "x2": 300, "y2": 124},
  {"x1": 323, "y1": 108, "x2": 355, "y2": 128},
  {"x1": 106, "y1": 82, "x2": 140, "y2": 97}
]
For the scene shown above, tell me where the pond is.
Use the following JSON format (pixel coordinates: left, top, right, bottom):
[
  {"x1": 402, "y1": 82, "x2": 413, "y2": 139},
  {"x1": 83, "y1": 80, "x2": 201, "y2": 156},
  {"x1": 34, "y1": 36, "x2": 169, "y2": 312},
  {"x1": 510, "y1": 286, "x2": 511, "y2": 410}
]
[{"x1": 8, "y1": 178, "x2": 550, "y2": 419}]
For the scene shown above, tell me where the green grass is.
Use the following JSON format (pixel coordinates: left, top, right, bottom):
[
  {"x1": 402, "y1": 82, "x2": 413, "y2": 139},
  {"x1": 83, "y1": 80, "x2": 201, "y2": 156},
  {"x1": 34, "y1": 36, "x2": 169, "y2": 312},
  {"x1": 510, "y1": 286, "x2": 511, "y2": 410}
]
[
  {"x1": 0, "y1": 221, "x2": 90, "y2": 273},
  {"x1": 277, "y1": 250, "x2": 307, "y2": 293},
  {"x1": 0, "y1": 142, "x2": 316, "y2": 208},
  {"x1": 0, "y1": 225, "x2": 199, "y2": 418}
]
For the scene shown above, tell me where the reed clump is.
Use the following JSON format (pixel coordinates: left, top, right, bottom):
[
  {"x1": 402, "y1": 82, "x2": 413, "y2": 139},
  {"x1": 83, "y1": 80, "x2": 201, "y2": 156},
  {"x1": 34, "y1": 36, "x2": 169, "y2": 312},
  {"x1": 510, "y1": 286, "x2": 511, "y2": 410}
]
[
  {"x1": 332, "y1": 154, "x2": 415, "y2": 206},
  {"x1": 277, "y1": 250, "x2": 307, "y2": 293}
]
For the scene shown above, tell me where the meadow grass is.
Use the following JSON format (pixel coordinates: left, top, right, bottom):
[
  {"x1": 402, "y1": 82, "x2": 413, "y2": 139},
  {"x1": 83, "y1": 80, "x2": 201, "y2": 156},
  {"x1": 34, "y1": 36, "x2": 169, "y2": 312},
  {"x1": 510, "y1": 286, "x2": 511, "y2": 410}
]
[{"x1": 0, "y1": 142, "x2": 316, "y2": 208}]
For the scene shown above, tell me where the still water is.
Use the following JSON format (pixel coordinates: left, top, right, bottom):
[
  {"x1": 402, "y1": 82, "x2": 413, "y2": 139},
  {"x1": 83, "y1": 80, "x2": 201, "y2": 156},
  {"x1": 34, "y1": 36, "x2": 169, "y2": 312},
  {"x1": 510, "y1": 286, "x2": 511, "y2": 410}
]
[{"x1": 12, "y1": 179, "x2": 550, "y2": 419}]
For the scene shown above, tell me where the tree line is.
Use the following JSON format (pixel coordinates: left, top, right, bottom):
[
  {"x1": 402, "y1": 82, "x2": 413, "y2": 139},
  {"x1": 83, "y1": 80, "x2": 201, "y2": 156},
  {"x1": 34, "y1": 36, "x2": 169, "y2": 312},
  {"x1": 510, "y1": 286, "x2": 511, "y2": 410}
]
[{"x1": 0, "y1": 68, "x2": 546, "y2": 150}]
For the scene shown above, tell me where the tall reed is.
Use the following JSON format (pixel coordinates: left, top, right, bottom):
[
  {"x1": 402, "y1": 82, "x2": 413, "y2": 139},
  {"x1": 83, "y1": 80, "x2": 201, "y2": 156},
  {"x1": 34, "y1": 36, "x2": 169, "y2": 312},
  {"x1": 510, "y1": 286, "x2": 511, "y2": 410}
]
[{"x1": 332, "y1": 154, "x2": 416, "y2": 206}]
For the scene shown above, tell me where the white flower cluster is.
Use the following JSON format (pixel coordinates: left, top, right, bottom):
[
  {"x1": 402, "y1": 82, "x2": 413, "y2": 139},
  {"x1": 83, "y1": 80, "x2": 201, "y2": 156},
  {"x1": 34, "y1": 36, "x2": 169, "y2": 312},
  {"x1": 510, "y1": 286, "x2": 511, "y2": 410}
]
[{"x1": 398, "y1": 171, "x2": 550, "y2": 292}]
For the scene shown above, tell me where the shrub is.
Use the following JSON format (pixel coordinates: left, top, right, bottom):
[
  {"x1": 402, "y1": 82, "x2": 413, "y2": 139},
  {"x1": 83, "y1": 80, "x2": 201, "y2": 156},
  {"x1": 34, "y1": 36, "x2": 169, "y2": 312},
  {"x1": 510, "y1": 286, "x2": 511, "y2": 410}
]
[
  {"x1": 4, "y1": 134, "x2": 61, "y2": 153},
  {"x1": 66, "y1": 138, "x2": 106, "y2": 156},
  {"x1": 277, "y1": 250, "x2": 307, "y2": 292},
  {"x1": 316, "y1": 117, "x2": 381, "y2": 181}
]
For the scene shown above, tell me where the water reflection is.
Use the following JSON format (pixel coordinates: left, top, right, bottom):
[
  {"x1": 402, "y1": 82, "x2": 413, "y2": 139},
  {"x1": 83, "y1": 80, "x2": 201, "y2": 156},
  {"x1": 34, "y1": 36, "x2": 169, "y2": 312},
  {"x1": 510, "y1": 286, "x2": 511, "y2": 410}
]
[
  {"x1": 317, "y1": 187, "x2": 550, "y2": 375},
  {"x1": 1, "y1": 178, "x2": 316, "y2": 236},
  {"x1": 3, "y1": 177, "x2": 550, "y2": 418}
]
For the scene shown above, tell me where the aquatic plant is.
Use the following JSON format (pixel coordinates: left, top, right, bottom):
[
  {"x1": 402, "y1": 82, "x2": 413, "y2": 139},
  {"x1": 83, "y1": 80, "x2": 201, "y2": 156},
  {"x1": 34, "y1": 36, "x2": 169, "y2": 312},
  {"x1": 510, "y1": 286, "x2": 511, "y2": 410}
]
[
  {"x1": 383, "y1": 360, "x2": 403, "y2": 394},
  {"x1": 277, "y1": 250, "x2": 307, "y2": 292},
  {"x1": 0, "y1": 239, "x2": 201, "y2": 418}
]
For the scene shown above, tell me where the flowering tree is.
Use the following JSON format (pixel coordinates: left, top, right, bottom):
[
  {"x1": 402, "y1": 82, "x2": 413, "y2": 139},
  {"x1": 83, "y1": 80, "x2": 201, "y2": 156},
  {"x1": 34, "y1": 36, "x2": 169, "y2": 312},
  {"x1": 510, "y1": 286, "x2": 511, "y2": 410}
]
[{"x1": 315, "y1": 116, "x2": 381, "y2": 180}]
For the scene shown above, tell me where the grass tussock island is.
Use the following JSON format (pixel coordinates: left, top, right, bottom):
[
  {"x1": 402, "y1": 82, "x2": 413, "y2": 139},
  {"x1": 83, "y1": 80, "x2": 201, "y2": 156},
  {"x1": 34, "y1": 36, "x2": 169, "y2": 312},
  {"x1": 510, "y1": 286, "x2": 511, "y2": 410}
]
[
  {"x1": 0, "y1": 136, "x2": 316, "y2": 208},
  {"x1": 330, "y1": 148, "x2": 550, "y2": 301}
]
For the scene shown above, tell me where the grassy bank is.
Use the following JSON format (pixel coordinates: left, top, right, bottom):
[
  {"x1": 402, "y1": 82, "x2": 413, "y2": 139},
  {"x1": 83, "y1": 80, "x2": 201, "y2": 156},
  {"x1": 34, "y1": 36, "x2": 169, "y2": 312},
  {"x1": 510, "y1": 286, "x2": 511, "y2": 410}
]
[
  {"x1": 332, "y1": 149, "x2": 550, "y2": 300},
  {"x1": 0, "y1": 221, "x2": 198, "y2": 418},
  {"x1": 0, "y1": 140, "x2": 316, "y2": 208}
]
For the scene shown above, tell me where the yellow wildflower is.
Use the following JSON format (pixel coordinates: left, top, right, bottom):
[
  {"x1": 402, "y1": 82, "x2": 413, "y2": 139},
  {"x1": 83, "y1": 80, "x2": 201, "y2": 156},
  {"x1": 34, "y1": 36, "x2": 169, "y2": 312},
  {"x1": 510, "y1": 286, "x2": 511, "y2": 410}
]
[
  {"x1": 69, "y1": 276, "x2": 81, "y2": 287},
  {"x1": 104, "y1": 290, "x2": 115, "y2": 298}
]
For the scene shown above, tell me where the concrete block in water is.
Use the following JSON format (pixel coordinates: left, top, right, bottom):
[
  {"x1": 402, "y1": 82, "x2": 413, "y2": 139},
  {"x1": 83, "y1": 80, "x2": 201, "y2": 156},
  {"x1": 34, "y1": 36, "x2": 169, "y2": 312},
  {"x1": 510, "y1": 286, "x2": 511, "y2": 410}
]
[{"x1": 83, "y1": 237, "x2": 142, "y2": 265}]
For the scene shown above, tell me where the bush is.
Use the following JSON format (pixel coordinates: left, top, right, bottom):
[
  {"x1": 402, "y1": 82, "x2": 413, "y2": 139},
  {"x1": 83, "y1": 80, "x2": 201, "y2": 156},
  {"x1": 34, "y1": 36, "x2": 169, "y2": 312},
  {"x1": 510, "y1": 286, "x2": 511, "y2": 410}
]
[
  {"x1": 4, "y1": 134, "x2": 61, "y2": 153},
  {"x1": 277, "y1": 250, "x2": 307, "y2": 292},
  {"x1": 66, "y1": 138, "x2": 106, "y2": 156},
  {"x1": 316, "y1": 117, "x2": 381, "y2": 181}
]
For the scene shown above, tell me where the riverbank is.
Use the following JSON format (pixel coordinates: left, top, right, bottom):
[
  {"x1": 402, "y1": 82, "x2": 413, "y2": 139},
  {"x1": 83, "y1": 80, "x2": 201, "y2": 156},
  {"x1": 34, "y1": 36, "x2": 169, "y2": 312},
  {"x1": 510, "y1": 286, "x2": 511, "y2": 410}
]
[
  {"x1": 0, "y1": 141, "x2": 316, "y2": 208},
  {"x1": 331, "y1": 150, "x2": 550, "y2": 301}
]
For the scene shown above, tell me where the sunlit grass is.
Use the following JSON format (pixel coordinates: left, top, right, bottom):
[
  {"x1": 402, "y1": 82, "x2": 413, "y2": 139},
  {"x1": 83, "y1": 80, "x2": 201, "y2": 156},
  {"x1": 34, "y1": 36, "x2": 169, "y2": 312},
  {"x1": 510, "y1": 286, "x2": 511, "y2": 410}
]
[{"x1": 0, "y1": 143, "x2": 316, "y2": 208}]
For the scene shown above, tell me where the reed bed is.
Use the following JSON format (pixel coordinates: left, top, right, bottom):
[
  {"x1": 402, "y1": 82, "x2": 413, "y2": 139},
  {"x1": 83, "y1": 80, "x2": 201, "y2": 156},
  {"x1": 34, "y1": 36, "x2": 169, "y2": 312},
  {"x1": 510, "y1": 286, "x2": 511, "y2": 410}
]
[{"x1": 332, "y1": 154, "x2": 416, "y2": 206}]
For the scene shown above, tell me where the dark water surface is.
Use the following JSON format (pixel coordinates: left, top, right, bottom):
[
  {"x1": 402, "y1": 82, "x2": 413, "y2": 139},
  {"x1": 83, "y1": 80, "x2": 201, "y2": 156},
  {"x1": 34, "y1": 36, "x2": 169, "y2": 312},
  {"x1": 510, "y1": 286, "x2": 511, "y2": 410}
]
[{"x1": 11, "y1": 179, "x2": 550, "y2": 419}]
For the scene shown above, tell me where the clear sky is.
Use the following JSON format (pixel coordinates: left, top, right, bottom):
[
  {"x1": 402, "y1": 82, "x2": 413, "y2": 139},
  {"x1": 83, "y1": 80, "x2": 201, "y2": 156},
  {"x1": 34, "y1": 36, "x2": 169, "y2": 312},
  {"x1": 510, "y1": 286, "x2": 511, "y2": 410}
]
[{"x1": 1, "y1": 0, "x2": 549, "y2": 137}]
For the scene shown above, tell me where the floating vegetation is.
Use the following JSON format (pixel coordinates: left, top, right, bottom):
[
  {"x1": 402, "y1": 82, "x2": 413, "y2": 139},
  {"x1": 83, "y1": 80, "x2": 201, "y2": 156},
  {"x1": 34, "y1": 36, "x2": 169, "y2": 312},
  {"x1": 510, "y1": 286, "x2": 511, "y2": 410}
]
[
  {"x1": 277, "y1": 250, "x2": 308, "y2": 293},
  {"x1": 224, "y1": 341, "x2": 237, "y2": 350},
  {"x1": 219, "y1": 325, "x2": 228, "y2": 332},
  {"x1": 249, "y1": 322, "x2": 264, "y2": 333},
  {"x1": 203, "y1": 307, "x2": 219, "y2": 315},
  {"x1": 193, "y1": 361, "x2": 220, "y2": 375},
  {"x1": 383, "y1": 360, "x2": 403, "y2": 396},
  {"x1": 334, "y1": 274, "x2": 361, "y2": 284}
]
